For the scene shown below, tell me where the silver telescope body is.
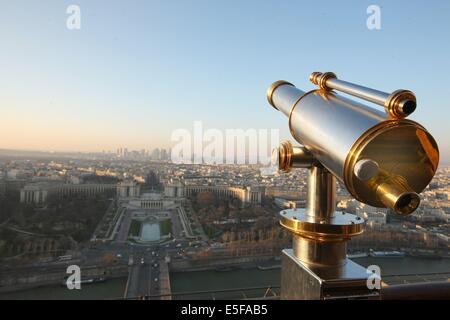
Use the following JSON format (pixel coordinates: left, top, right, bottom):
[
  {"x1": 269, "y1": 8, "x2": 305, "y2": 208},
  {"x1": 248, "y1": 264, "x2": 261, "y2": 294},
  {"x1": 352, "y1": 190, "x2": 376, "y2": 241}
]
[{"x1": 267, "y1": 73, "x2": 439, "y2": 215}]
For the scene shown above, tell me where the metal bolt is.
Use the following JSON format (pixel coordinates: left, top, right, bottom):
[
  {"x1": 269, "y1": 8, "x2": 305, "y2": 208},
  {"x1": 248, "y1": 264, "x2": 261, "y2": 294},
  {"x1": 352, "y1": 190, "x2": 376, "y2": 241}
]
[{"x1": 354, "y1": 159, "x2": 379, "y2": 181}]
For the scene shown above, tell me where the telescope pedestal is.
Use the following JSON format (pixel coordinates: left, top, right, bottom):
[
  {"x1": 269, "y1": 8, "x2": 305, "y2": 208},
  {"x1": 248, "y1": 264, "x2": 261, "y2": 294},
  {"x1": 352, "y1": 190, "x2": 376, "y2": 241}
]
[
  {"x1": 279, "y1": 165, "x2": 378, "y2": 299},
  {"x1": 281, "y1": 249, "x2": 378, "y2": 300}
]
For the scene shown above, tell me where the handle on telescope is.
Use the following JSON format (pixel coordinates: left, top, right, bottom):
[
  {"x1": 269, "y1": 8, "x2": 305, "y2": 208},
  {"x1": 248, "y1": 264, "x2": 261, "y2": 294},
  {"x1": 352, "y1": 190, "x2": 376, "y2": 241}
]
[
  {"x1": 310, "y1": 72, "x2": 416, "y2": 119},
  {"x1": 272, "y1": 141, "x2": 315, "y2": 172}
]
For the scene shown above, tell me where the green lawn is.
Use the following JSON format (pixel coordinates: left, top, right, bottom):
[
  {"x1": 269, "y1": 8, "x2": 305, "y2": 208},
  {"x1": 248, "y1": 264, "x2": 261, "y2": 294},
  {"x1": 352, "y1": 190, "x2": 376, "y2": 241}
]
[
  {"x1": 159, "y1": 219, "x2": 172, "y2": 236},
  {"x1": 128, "y1": 220, "x2": 142, "y2": 237}
]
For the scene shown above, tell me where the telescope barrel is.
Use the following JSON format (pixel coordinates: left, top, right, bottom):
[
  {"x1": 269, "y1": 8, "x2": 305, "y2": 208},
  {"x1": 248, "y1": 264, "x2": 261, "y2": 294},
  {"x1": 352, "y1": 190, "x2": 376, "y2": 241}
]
[
  {"x1": 267, "y1": 79, "x2": 439, "y2": 215},
  {"x1": 267, "y1": 80, "x2": 305, "y2": 116},
  {"x1": 310, "y1": 72, "x2": 417, "y2": 119}
]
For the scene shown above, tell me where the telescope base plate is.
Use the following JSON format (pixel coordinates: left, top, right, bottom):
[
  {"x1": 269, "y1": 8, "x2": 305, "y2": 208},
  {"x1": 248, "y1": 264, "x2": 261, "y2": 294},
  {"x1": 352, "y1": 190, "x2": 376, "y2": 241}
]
[{"x1": 280, "y1": 249, "x2": 380, "y2": 300}]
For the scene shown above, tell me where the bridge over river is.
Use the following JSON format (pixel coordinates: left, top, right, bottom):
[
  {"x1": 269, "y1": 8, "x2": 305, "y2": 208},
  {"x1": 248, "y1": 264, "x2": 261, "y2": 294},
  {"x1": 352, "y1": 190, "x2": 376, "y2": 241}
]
[{"x1": 123, "y1": 254, "x2": 171, "y2": 300}]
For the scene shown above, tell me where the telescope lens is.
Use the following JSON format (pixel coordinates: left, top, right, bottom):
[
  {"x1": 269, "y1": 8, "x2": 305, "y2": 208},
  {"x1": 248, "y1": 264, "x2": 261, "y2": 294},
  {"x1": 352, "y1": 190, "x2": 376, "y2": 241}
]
[
  {"x1": 395, "y1": 192, "x2": 420, "y2": 215},
  {"x1": 401, "y1": 100, "x2": 417, "y2": 115}
]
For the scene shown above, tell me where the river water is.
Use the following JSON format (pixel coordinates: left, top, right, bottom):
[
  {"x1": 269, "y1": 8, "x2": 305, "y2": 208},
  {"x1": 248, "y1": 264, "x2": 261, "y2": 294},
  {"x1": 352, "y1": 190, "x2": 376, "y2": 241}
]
[
  {"x1": 170, "y1": 257, "x2": 450, "y2": 299},
  {"x1": 0, "y1": 277, "x2": 127, "y2": 300},
  {"x1": 1, "y1": 257, "x2": 449, "y2": 300}
]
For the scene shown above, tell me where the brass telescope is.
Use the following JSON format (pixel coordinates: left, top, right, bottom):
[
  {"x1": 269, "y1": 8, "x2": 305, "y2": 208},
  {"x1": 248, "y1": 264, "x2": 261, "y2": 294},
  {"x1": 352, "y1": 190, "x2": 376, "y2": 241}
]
[
  {"x1": 267, "y1": 72, "x2": 439, "y2": 300},
  {"x1": 267, "y1": 73, "x2": 439, "y2": 215}
]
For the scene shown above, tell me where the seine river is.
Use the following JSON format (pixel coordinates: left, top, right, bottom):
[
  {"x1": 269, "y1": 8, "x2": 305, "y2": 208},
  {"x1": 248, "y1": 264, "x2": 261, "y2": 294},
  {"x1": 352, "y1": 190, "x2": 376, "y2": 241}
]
[
  {"x1": 0, "y1": 277, "x2": 128, "y2": 300},
  {"x1": 1, "y1": 257, "x2": 449, "y2": 300}
]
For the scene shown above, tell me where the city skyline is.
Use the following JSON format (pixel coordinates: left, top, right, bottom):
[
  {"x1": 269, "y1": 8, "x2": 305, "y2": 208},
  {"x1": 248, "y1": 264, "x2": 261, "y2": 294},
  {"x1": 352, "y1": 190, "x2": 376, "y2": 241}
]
[
  {"x1": 1, "y1": 0, "x2": 450, "y2": 163},
  {"x1": 2, "y1": 156, "x2": 448, "y2": 300}
]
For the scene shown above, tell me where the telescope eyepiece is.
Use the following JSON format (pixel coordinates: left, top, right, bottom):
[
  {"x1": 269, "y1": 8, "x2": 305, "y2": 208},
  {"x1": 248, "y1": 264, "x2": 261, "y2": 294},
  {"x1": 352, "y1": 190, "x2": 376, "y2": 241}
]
[
  {"x1": 385, "y1": 90, "x2": 417, "y2": 119},
  {"x1": 375, "y1": 173, "x2": 421, "y2": 215},
  {"x1": 398, "y1": 99, "x2": 416, "y2": 116},
  {"x1": 395, "y1": 192, "x2": 421, "y2": 216}
]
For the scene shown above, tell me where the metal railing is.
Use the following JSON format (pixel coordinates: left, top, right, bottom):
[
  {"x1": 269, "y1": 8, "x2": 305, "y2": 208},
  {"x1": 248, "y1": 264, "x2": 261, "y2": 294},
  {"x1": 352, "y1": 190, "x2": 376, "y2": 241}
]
[
  {"x1": 381, "y1": 281, "x2": 450, "y2": 300},
  {"x1": 122, "y1": 286, "x2": 280, "y2": 300},
  {"x1": 120, "y1": 271, "x2": 450, "y2": 300}
]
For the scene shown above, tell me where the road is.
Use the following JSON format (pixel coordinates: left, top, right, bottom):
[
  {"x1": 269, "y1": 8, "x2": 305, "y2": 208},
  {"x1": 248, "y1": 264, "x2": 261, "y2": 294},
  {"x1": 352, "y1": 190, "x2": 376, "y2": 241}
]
[
  {"x1": 124, "y1": 250, "x2": 161, "y2": 299},
  {"x1": 116, "y1": 210, "x2": 133, "y2": 243},
  {"x1": 170, "y1": 210, "x2": 183, "y2": 239}
]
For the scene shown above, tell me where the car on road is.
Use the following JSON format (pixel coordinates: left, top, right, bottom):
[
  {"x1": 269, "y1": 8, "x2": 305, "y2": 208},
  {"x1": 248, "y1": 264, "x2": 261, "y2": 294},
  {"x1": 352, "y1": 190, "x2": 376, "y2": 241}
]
[{"x1": 141, "y1": 258, "x2": 145, "y2": 265}]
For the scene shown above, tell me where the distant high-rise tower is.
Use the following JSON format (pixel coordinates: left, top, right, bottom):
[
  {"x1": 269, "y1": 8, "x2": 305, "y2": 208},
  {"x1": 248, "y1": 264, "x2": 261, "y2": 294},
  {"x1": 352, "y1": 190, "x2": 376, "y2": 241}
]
[
  {"x1": 160, "y1": 148, "x2": 168, "y2": 161},
  {"x1": 151, "y1": 148, "x2": 161, "y2": 160}
]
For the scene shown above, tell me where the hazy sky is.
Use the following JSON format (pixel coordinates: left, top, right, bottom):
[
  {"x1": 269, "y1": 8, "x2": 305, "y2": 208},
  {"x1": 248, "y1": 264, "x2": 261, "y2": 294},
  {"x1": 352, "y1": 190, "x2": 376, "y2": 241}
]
[{"x1": 0, "y1": 1, "x2": 449, "y2": 162}]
